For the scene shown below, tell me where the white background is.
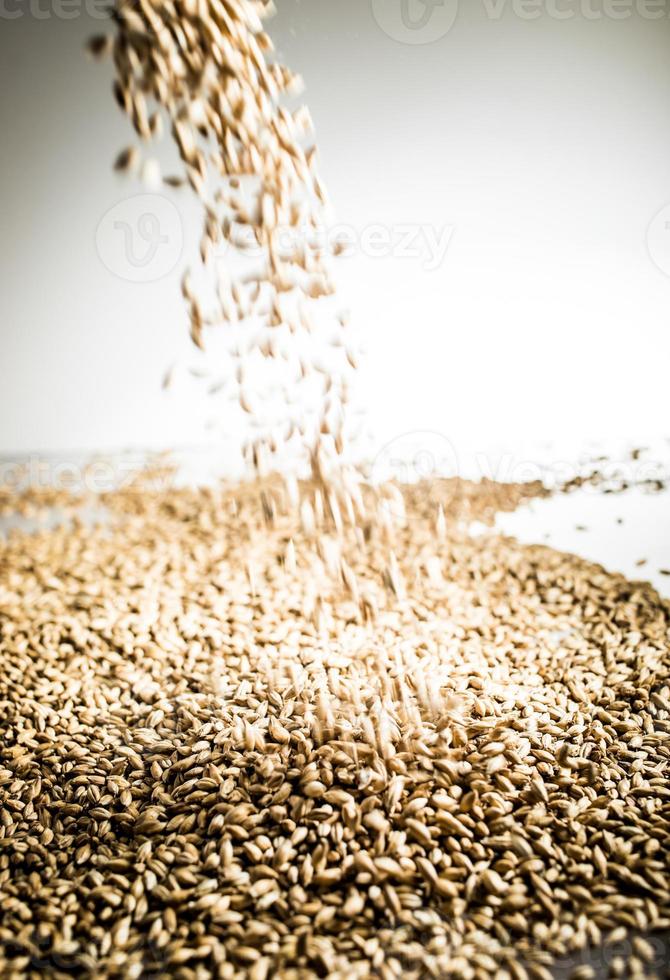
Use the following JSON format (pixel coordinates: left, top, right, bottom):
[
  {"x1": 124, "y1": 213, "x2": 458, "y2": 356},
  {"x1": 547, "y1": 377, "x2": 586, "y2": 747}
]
[{"x1": 0, "y1": 0, "x2": 669, "y2": 459}]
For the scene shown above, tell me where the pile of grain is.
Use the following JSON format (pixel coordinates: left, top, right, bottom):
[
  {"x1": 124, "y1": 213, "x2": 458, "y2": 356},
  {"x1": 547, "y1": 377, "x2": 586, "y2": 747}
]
[
  {"x1": 88, "y1": 0, "x2": 357, "y2": 473},
  {"x1": 0, "y1": 475, "x2": 668, "y2": 978}
]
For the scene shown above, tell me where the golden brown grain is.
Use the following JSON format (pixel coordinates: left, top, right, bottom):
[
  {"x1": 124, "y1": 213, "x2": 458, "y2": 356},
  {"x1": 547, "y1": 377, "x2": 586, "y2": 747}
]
[{"x1": 0, "y1": 473, "x2": 668, "y2": 978}]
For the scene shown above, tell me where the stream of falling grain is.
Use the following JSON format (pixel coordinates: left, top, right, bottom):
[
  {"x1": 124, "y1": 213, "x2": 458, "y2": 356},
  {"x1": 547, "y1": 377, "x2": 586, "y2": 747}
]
[{"x1": 88, "y1": 0, "x2": 359, "y2": 476}]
